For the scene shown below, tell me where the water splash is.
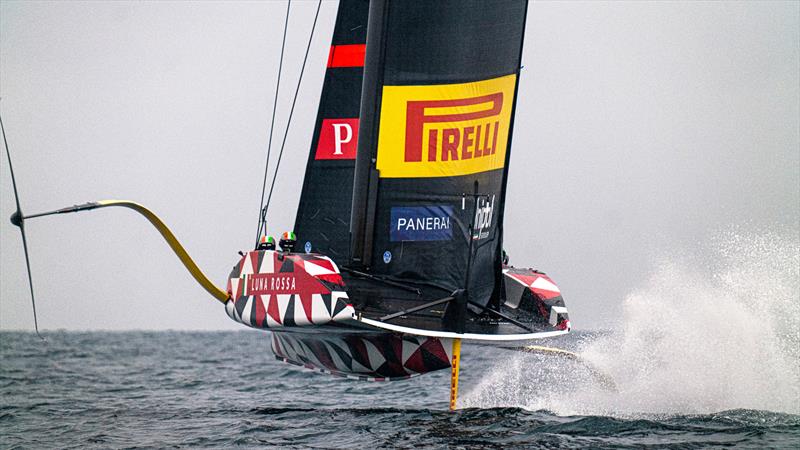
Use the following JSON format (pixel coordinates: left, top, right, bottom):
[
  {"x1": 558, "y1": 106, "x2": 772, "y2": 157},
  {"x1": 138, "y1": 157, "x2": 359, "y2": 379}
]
[{"x1": 463, "y1": 229, "x2": 800, "y2": 416}]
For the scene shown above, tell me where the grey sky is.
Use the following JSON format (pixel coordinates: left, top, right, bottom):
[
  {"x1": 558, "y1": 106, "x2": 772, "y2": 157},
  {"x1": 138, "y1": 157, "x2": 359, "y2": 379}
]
[{"x1": 1, "y1": 1, "x2": 797, "y2": 330}]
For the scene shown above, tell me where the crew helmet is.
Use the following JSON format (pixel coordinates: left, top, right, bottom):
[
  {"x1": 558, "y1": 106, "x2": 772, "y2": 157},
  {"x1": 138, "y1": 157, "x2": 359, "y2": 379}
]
[
  {"x1": 279, "y1": 231, "x2": 297, "y2": 252},
  {"x1": 257, "y1": 235, "x2": 276, "y2": 250}
]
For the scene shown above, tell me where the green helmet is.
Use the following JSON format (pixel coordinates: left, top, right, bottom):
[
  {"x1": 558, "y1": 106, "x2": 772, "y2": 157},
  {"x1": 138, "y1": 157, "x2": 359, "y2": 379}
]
[{"x1": 279, "y1": 231, "x2": 297, "y2": 252}]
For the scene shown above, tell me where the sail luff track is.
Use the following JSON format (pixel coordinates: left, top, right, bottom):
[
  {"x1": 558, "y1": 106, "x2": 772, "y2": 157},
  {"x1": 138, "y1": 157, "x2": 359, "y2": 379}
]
[{"x1": 349, "y1": 0, "x2": 388, "y2": 268}]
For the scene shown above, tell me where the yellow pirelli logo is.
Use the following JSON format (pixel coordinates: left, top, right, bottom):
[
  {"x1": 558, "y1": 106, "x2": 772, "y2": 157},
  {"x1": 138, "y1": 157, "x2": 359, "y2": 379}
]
[{"x1": 376, "y1": 74, "x2": 516, "y2": 178}]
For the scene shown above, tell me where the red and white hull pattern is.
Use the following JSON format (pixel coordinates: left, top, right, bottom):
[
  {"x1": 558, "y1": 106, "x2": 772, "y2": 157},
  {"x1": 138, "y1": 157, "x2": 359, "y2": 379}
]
[
  {"x1": 225, "y1": 251, "x2": 355, "y2": 329},
  {"x1": 225, "y1": 249, "x2": 455, "y2": 378},
  {"x1": 271, "y1": 332, "x2": 453, "y2": 381},
  {"x1": 502, "y1": 268, "x2": 571, "y2": 332},
  {"x1": 224, "y1": 250, "x2": 570, "y2": 379}
]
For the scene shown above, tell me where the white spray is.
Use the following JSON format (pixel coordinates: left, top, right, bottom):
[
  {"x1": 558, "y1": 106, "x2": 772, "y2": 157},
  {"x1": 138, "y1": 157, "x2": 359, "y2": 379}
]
[{"x1": 463, "y1": 229, "x2": 800, "y2": 416}]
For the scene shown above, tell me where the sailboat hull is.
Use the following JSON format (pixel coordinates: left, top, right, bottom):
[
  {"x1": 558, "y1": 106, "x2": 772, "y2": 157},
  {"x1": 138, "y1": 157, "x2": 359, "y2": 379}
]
[{"x1": 225, "y1": 249, "x2": 569, "y2": 378}]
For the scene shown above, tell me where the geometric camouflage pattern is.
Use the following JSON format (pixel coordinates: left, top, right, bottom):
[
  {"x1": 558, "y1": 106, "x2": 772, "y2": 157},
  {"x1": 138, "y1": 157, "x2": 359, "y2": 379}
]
[
  {"x1": 272, "y1": 331, "x2": 453, "y2": 381},
  {"x1": 225, "y1": 250, "x2": 355, "y2": 329},
  {"x1": 225, "y1": 250, "x2": 455, "y2": 380},
  {"x1": 502, "y1": 268, "x2": 571, "y2": 331},
  {"x1": 222, "y1": 251, "x2": 567, "y2": 379}
]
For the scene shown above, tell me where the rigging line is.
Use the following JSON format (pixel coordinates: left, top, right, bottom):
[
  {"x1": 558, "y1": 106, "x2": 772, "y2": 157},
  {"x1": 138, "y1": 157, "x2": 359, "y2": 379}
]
[
  {"x1": 262, "y1": 0, "x2": 322, "y2": 222},
  {"x1": 0, "y1": 112, "x2": 44, "y2": 341},
  {"x1": 255, "y1": 0, "x2": 292, "y2": 246}
]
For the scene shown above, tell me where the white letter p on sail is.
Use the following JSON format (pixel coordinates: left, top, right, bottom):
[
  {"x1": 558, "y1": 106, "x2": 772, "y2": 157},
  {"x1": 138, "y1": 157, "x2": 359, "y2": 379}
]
[{"x1": 332, "y1": 123, "x2": 353, "y2": 155}]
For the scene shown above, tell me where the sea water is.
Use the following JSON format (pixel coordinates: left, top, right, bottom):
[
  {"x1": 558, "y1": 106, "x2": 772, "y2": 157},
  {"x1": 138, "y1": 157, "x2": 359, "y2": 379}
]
[{"x1": 2, "y1": 231, "x2": 798, "y2": 448}]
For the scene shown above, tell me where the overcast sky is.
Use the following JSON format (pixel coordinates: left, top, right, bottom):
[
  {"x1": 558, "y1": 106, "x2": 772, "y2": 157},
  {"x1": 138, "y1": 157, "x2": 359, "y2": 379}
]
[{"x1": 1, "y1": 1, "x2": 797, "y2": 331}]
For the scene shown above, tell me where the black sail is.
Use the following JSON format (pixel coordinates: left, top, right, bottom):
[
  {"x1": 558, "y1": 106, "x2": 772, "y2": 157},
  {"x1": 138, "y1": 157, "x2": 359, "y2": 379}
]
[
  {"x1": 351, "y1": 0, "x2": 529, "y2": 309},
  {"x1": 293, "y1": 0, "x2": 370, "y2": 264}
]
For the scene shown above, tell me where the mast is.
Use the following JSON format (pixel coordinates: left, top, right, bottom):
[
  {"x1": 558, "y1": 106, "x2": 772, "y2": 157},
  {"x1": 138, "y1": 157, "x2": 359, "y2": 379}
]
[{"x1": 349, "y1": 0, "x2": 388, "y2": 269}]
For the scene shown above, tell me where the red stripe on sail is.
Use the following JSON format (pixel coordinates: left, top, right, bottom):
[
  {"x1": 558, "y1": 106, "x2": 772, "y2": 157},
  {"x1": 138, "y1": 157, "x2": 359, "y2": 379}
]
[{"x1": 327, "y1": 44, "x2": 366, "y2": 68}]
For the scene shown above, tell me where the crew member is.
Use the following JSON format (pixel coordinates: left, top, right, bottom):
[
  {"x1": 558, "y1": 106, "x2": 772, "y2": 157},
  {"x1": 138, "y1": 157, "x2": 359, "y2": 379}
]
[
  {"x1": 279, "y1": 231, "x2": 297, "y2": 253},
  {"x1": 257, "y1": 235, "x2": 276, "y2": 251}
]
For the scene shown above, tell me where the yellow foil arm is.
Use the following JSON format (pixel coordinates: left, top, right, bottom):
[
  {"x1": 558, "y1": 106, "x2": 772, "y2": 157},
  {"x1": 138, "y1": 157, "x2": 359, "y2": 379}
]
[{"x1": 93, "y1": 200, "x2": 229, "y2": 303}]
